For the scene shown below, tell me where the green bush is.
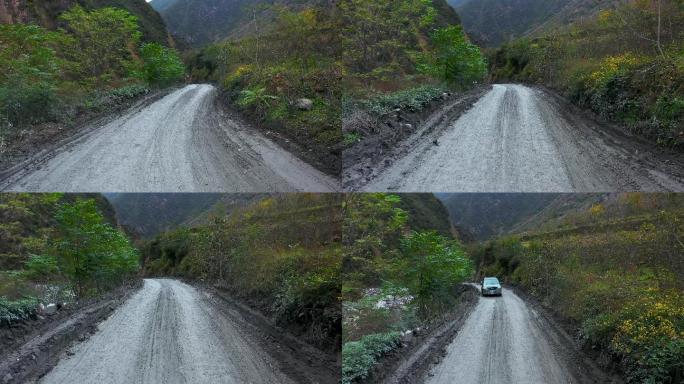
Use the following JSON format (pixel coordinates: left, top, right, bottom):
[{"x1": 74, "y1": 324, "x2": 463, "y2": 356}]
[
  {"x1": 360, "y1": 85, "x2": 447, "y2": 116},
  {"x1": 84, "y1": 84, "x2": 150, "y2": 112},
  {"x1": 139, "y1": 42, "x2": 185, "y2": 86},
  {"x1": 342, "y1": 332, "x2": 402, "y2": 384},
  {"x1": 0, "y1": 297, "x2": 38, "y2": 326},
  {"x1": 416, "y1": 26, "x2": 487, "y2": 88},
  {"x1": 0, "y1": 81, "x2": 59, "y2": 126}
]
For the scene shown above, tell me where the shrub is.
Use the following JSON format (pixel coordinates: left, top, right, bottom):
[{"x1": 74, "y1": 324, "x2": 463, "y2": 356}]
[
  {"x1": 0, "y1": 297, "x2": 38, "y2": 327},
  {"x1": 360, "y1": 85, "x2": 447, "y2": 116},
  {"x1": 0, "y1": 81, "x2": 59, "y2": 126},
  {"x1": 342, "y1": 332, "x2": 402, "y2": 384},
  {"x1": 83, "y1": 84, "x2": 150, "y2": 112}
]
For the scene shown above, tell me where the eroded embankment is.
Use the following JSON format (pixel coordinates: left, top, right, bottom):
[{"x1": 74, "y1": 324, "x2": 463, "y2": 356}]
[{"x1": 343, "y1": 86, "x2": 491, "y2": 191}]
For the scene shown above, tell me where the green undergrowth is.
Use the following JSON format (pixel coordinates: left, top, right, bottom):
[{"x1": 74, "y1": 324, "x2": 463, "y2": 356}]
[
  {"x1": 0, "y1": 194, "x2": 138, "y2": 320},
  {"x1": 342, "y1": 331, "x2": 402, "y2": 384},
  {"x1": 353, "y1": 85, "x2": 448, "y2": 116},
  {"x1": 0, "y1": 296, "x2": 39, "y2": 326}
]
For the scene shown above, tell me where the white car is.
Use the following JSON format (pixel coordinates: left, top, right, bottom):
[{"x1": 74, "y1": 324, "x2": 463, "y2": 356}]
[{"x1": 481, "y1": 277, "x2": 502, "y2": 297}]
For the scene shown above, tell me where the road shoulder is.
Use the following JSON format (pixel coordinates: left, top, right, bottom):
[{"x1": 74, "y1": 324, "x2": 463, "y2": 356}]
[
  {"x1": 205, "y1": 284, "x2": 340, "y2": 384},
  {"x1": 0, "y1": 281, "x2": 143, "y2": 384},
  {"x1": 343, "y1": 86, "x2": 490, "y2": 191},
  {"x1": 506, "y1": 285, "x2": 625, "y2": 384},
  {"x1": 0, "y1": 88, "x2": 176, "y2": 189}
]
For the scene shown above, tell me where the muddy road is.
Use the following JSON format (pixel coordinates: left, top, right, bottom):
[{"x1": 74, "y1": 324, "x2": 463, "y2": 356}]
[
  {"x1": 39, "y1": 279, "x2": 294, "y2": 384},
  {"x1": 2, "y1": 84, "x2": 337, "y2": 192},
  {"x1": 364, "y1": 84, "x2": 684, "y2": 192},
  {"x1": 424, "y1": 287, "x2": 611, "y2": 384}
]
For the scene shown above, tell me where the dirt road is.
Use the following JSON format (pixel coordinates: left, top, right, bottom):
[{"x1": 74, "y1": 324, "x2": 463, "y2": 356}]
[
  {"x1": 364, "y1": 84, "x2": 684, "y2": 192},
  {"x1": 2, "y1": 84, "x2": 337, "y2": 192},
  {"x1": 425, "y1": 287, "x2": 608, "y2": 384},
  {"x1": 40, "y1": 279, "x2": 294, "y2": 384}
]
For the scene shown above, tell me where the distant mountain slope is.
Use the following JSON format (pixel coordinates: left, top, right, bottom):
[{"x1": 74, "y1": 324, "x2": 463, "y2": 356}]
[
  {"x1": 0, "y1": 0, "x2": 171, "y2": 45},
  {"x1": 437, "y1": 194, "x2": 561, "y2": 240},
  {"x1": 450, "y1": 0, "x2": 626, "y2": 47},
  {"x1": 150, "y1": 0, "x2": 328, "y2": 47},
  {"x1": 106, "y1": 194, "x2": 263, "y2": 238}
]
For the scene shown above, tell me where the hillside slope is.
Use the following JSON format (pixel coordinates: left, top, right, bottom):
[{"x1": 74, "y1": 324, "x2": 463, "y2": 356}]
[
  {"x1": 451, "y1": 0, "x2": 626, "y2": 46},
  {"x1": 398, "y1": 194, "x2": 455, "y2": 239},
  {"x1": 436, "y1": 194, "x2": 560, "y2": 241},
  {"x1": 151, "y1": 0, "x2": 329, "y2": 46},
  {"x1": 106, "y1": 194, "x2": 263, "y2": 238},
  {"x1": 0, "y1": 0, "x2": 171, "y2": 45}
]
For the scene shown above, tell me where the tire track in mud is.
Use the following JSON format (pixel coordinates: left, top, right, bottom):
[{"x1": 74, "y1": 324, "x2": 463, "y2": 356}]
[{"x1": 40, "y1": 279, "x2": 294, "y2": 384}]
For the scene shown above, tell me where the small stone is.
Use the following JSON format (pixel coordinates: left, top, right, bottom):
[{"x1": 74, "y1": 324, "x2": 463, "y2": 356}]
[
  {"x1": 45, "y1": 303, "x2": 57, "y2": 315},
  {"x1": 294, "y1": 98, "x2": 313, "y2": 111}
]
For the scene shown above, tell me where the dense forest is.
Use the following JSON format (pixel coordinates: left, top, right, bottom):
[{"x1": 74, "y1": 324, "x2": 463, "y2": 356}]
[
  {"x1": 140, "y1": 194, "x2": 342, "y2": 351},
  {"x1": 342, "y1": 194, "x2": 473, "y2": 383},
  {"x1": 0, "y1": 194, "x2": 138, "y2": 326},
  {"x1": 0, "y1": 3, "x2": 185, "y2": 161},
  {"x1": 474, "y1": 193, "x2": 684, "y2": 384},
  {"x1": 490, "y1": 0, "x2": 684, "y2": 149},
  {"x1": 185, "y1": 4, "x2": 341, "y2": 175}
]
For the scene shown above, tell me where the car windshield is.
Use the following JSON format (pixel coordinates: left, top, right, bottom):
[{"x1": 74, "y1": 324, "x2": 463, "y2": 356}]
[{"x1": 484, "y1": 278, "x2": 499, "y2": 285}]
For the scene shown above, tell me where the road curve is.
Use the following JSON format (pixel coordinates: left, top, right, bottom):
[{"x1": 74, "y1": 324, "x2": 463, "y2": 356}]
[
  {"x1": 40, "y1": 279, "x2": 294, "y2": 384},
  {"x1": 365, "y1": 84, "x2": 684, "y2": 192},
  {"x1": 3, "y1": 84, "x2": 337, "y2": 192},
  {"x1": 426, "y1": 288, "x2": 591, "y2": 384}
]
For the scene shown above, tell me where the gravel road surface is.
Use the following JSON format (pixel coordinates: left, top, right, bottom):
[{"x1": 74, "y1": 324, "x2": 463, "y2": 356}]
[
  {"x1": 3, "y1": 84, "x2": 337, "y2": 192},
  {"x1": 365, "y1": 84, "x2": 684, "y2": 192},
  {"x1": 425, "y1": 288, "x2": 598, "y2": 384},
  {"x1": 40, "y1": 279, "x2": 294, "y2": 384}
]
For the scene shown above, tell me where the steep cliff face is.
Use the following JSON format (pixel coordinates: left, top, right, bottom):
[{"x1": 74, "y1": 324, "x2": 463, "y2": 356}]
[{"x1": 0, "y1": 0, "x2": 171, "y2": 45}]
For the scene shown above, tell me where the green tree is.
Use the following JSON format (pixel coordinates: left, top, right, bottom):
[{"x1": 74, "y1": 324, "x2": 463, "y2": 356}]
[
  {"x1": 395, "y1": 231, "x2": 473, "y2": 317},
  {"x1": 52, "y1": 199, "x2": 138, "y2": 297},
  {"x1": 139, "y1": 42, "x2": 185, "y2": 86},
  {"x1": 59, "y1": 6, "x2": 142, "y2": 85},
  {"x1": 418, "y1": 26, "x2": 487, "y2": 87}
]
